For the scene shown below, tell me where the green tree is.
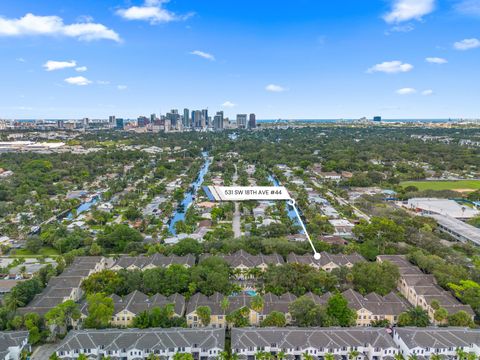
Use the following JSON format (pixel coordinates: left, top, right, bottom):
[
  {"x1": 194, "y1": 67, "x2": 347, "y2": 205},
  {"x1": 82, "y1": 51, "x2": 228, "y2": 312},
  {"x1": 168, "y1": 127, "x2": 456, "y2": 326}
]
[
  {"x1": 351, "y1": 261, "x2": 400, "y2": 295},
  {"x1": 251, "y1": 295, "x2": 265, "y2": 313},
  {"x1": 196, "y1": 306, "x2": 212, "y2": 327},
  {"x1": 326, "y1": 293, "x2": 356, "y2": 327},
  {"x1": 84, "y1": 293, "x2": 114, "y2": 329},
  {"x1": 448, "y1": 311, "x2": 474, "y2": 327},
  {"x1": 397, "y1": 307, "x2": 430, "y2": 327},
  {"x1": 260, "y1": 311, "x2": 286, "y2": 327}
]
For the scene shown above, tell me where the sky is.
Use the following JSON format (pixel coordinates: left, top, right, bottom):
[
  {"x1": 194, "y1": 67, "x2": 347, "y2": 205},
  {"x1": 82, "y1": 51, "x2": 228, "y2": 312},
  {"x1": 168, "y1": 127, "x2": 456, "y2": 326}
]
[{"x1": 0, "y1": 0, "x2": 479, "y2": 119}]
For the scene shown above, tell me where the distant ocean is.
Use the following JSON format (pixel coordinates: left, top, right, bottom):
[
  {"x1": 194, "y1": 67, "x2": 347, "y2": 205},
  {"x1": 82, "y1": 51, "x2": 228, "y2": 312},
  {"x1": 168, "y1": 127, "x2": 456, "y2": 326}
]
[{"x1": 257, "y1": 119, "x2": 466, "y2": 123}]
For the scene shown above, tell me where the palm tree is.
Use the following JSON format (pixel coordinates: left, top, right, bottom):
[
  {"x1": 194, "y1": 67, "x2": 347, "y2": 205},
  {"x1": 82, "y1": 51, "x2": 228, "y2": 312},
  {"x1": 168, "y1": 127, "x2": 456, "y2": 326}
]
[
  {"x1": 251, "y1": 295, "x2": 265, "y2": 313},
  {"x1": 324, "y1": 354, "x2": 335, "y2": 360},
  {"x1": 466, "y1": 353, "x2": 476, "y2": 360},
  {"x1": 277, "y1": 351, "x2": 286, "y2": 360},
  {"x1": 408, "y1": 354, "x2": 418, "y2": 360},
  {"x1": 303, "y1": 353, "x2": 315, "y2": 360},
  {"x1": 456, "y1": 348, "x2": 467, "y2": 360},
  {"x1": 221, "y1": 297, "x2": 230, "y2": 315},
  {"x1": 349, "y1": 350, "x2": 360, "y2": 360},
  {"x1": 429, "y1": 354, "x2": 442, "y2": 360},
  {"x1": 394, "y1": 354, "x2": 404, "y2": 360}
]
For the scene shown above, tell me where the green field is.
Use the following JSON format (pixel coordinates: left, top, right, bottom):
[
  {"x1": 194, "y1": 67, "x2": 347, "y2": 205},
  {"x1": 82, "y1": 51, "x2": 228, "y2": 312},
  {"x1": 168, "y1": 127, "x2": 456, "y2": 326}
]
[
  {"x1": 11, "y1": 247, "x2": 60, "y2": 257},
  {"x1": 400, "y1": 180, "x2": 480, "y2": 192}
]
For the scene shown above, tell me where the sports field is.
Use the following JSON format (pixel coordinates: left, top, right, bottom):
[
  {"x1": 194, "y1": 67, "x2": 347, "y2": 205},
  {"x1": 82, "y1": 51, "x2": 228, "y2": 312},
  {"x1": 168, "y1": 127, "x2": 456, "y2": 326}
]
[{"x1": 400, "y1": 180, "x2": 480, "y2": 192}]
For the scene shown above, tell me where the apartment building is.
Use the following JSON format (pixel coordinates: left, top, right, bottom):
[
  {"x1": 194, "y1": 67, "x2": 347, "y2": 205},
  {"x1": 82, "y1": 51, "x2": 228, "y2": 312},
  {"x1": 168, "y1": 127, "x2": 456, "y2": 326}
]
[
  {"x1": 110, "y1": 254, "x2": 195, "y2": 271},
  {"x1": 17, "y1": 257, "x2": 108, "y2": 316},
  {"x1": 393, "y1": 327, "x2": 480, "y2": 358},
  {"x1": 79, "y1": 290, "x2": 185, "y2": 327},
  {"x1": 287, "y1": 252, "x2": 365, "y2": 272},
  {"x1": 377, "y1": 255, "x2": 475, "y2": 324},
  {"x1": 232, "y1": 327, "x2": 399, "y2": 360},
  {"x1": 200, "y1": 250, "x2": 284, "y2": 280},
  {"x1": 54, "y1": 328, "x2": 225, "y2": 360}
]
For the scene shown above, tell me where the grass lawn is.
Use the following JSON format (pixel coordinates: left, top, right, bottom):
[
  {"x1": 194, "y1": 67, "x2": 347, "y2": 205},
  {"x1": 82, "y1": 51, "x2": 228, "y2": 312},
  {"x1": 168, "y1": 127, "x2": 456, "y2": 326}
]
[
  {"x1": 12, "y1": 247, "x2": 60, "y2": 257},
  {"x1": 400, "y1": 180, "x2": 480, "y2": 192}
]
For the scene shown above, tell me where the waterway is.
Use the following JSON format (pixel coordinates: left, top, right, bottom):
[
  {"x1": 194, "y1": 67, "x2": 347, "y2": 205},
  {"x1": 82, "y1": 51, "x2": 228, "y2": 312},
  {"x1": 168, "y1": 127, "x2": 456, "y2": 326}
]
[
  {"x1": 268, "y1": 174, "x2": 304, "y2": 233},
  {"x1": 168, "y1": 152, "x2": 211, "y2": 235},
  {"x1": 65, "y1": 195, "x2": 100, "y2": 220}
]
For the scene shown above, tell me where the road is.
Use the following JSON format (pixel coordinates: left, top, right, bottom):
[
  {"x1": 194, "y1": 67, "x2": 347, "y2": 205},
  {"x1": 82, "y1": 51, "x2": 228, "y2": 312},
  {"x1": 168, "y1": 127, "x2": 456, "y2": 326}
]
[
  {"x1": 232, "y1": 164, "x2": 242, "y2": 238},
  {"x1": 31, "y1": 343, "x2": 57, "y2": 360}
]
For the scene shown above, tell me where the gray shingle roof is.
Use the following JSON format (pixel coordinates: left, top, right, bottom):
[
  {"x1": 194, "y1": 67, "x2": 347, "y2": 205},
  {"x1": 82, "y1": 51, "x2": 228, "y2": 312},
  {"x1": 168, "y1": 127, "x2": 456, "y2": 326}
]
[
  {"x1": 232, "y1": 327, "x2": 396, "y2": 350},
  {"x1": 201, "y1": 250, "x2": 284, "y2": 268},
  {"x1": 55, "y1": 328, "x2": 225, "y2": 353},
  {"x1": 394, "y1": 327, "x2": 480, "y2": 348},
  {"x1": 0, "y1": 331, "x2": 29, "y2": 359},
  {"x1": 287, "y1": 252, "x2": 365, "y2": 268},
  {"x1": 112, "y1": 254, "x2": 195, "y2": 269}
]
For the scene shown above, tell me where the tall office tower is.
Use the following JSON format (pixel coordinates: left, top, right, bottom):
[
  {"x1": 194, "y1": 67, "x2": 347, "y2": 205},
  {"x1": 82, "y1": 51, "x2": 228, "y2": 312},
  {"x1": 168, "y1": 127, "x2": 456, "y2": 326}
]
[
  {"x1": 236, "y1": 114, "x2": 247, "y2": 129},
  {"x1": 248, "y1": 113, "x2": 256, "y2": 129},
  {"x1": 150, "y1": 114, "x2": 156, "y2": 122},
  {"x1": 57, "y1": 120, "x2": 65, "y2": 129},
  {"x1": 137, "y1": 116, "x2": 149, "y2": 127},
  {"x1": 115, "y1": 118, "x2": 125, "y2": 130},
  {"x1": 193, "y1": 110, "x2": 203, "y2": 129},
  {"x1": 202, "y1": 109, "x2": 209, "y2": 127},
  {"x1": 183, "y1": 108, "x2": 190, "y2": 128},
  {"x1": 214, "y1": 111, "x2": 224, "y2": 130},
  {"x1": 109, "y1": 115, "x2": 116, "y2": 127}
]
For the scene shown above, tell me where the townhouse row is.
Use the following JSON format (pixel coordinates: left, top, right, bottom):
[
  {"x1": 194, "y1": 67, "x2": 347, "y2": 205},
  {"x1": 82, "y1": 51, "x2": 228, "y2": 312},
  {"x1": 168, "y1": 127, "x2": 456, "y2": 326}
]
[
  {"x1": 53, "y1": 327, "x2": 480, "y2": 360},
  {"x1": 77, "y1": 288, "x2": 410, "y2": 328},
  {"x1": 376, "y1": 255, "x2": 475, "y2": 324},
  {"x1": 110, "y1": 251, "x2": 365, "y2": 276}
]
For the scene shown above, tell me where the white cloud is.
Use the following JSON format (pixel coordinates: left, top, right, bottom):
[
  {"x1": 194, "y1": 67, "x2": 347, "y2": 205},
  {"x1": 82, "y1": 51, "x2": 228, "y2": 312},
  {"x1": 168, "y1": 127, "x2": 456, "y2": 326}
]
[
  {"x1": 425, "y1": 57, "x2": 447, "y2": 64},
  {"x1": 44, "y1": 60, "x2": 77, "y2": 71},
  {"x1": 222, "y1": 101, "x2": 236, "y2": 108},
  {"x1": 190, "y1": 50, "x2": 215, "y2": 61},
  {"x1": 97, "y1": 80, "x2": 110, "y2": 85},
  {"x1": 383, "y1": 0, "x2": 436, "y2": 23},
  {"x1": 455, "y1": 0, "x2": 480, "y2": 16},
  {"x1": 116, "y1": 0, "x2": 193, "y2": 24},
  {"x1": 367, "y1": 61, "x2": 413, "y2": 74},
  {"x1": 75, "y1": 66, "x2": 88, "y2": 72},
  {"x1": 265, "y1": 84, "x2": 287, "y2": 92},
  {"x1": 454, "y1": 38, "x2": 480, "y2": 50},
  {"x1": 396, "y1": 87, "x2": 417, "y2": 95},
  {"x1": 64, "y1": 76, "x2": 92, "y2": 86},
  {"x1": 117, "y1": 85, "x2": 128, "y2": 90},
  {"x1": 0, "y1": 13, "x2": 121, "y2": 42},
  {"x1": 422, "y1": 89, "x2": 434, "y2": 95},
  {"x1": 17, "y1": 57, "x2": 26, "y2": 62}
]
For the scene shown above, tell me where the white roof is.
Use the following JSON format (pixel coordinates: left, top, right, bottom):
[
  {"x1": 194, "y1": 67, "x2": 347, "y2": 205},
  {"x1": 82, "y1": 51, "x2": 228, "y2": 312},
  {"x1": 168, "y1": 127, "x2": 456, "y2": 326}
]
[{"x1": 406, "y1": 198, "x2": 479, "y2": 219}]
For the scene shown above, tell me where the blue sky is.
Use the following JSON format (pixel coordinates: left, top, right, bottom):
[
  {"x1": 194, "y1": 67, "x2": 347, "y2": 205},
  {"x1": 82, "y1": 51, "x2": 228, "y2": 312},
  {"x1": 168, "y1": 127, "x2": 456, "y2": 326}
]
[{"x1": 0, "y1": 0, "x2": 479, "y2": 119}]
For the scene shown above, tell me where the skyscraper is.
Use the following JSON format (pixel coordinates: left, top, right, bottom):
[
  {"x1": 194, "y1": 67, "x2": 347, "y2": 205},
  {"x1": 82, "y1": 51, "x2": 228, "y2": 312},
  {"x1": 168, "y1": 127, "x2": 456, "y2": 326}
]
[
  {"x1": 183, "y1": 108, "x2": 190, "y2": 128},
  {"x1": 236, "y1": 114, "x2": 247, "y2": 129},
  {"x1": 193, "y1": 110, "x2": 203, "y2": 129},
  {"x1": 214, "y1": 111, "x2": 224, "y2": 130},
  {"x1": 150, "y1": 114, "x2": 156, "y2": 122},
  {"x1": 202, "y1": 109, "x2": 208, "y2": 127},
  {"x1": 248, "y1": 113, "x2": 256, "y2": 129},
  {"x1": 109, "y1": 115, "x2": 116, "y2": 126},
  {"x1": 115, "y1": 118, "x2": 125, "y2": 130}
]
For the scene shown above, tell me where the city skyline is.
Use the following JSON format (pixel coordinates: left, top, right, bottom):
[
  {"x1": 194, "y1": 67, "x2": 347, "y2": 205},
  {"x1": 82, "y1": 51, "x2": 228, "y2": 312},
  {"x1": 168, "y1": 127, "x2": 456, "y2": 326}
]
[{"x1": 1, "y1": 0, "x2": 480, "y2": 119}]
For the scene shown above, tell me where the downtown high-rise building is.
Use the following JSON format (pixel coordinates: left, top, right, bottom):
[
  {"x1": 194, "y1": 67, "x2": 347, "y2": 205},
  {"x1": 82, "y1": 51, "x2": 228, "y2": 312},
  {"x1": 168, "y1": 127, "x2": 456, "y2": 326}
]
[
  {"x1": 192, "y1": 110, "x2": 203, "y2": 129},
  {"x1": 236, "y1": 114, "x2": 247, "y2": 129},
  {"x1": 214, "y1": 111, "x2": 224, "y2": 130},
  {"x1": 202, "y1": 109, "x2": 209, "y2": 127},
  {"x1": 249, "y1": 113, "x2": 256, "y2": 129},
  {"x1": 183, "y1": 108, "x2": 190, "y2": 128}
]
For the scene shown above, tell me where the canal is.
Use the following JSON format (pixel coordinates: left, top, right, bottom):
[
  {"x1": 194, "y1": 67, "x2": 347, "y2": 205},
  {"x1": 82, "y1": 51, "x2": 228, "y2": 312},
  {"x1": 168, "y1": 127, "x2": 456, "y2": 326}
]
[{"x1": 168, "y1": 152, "x2": 211, "y2": 235}]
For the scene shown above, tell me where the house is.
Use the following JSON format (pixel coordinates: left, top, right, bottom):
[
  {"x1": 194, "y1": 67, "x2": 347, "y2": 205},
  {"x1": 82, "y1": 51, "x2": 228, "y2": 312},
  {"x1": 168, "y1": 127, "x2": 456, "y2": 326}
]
[
  {"x1": 80, "y1": 290, "x2": 185, "y2": 328},
  {"x1": 0, "y1": 331, "x2": 29, "y2": 360},
  {"x1": 54, "y1": 328, "x2": 225, "y2": 360},
  {"x1": 288, "y1": 252, "x2": 364, "y2": 272},
  {"x1": 110, "y1": 254, "x2": 195, "y2": 271},
  {"x1": 393, "y1": 327, "x2": 480, "y2": 358},
  {"x1": 231, "y1": 327, "x2": 399, "y2": 360},
  {"x1": 319, "y1": 171, "x2": 342, "y2": 181},
  {"x1": 201, "y1": 250, "x2": 284, "y2": 280},
  {"x1": 328, "y1": 219, "x2": 355, "y2": 237},
  {"x1": 377, "y1": 255, "x2": 475, "y2": 324},
  {"x1": 320, "y1": 235, "x2": 348, "y2": 246}
]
